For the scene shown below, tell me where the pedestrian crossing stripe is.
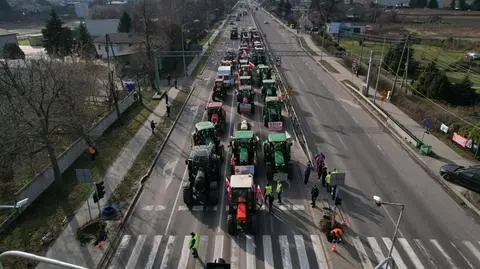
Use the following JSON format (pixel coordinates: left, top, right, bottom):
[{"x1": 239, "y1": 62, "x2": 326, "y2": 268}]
[
  {"x1": 108, "y1": 234, "x2": 480, "y2": 269},
  {"x1": 175, "y1": 204, "x2": 307, "y2": 212}
]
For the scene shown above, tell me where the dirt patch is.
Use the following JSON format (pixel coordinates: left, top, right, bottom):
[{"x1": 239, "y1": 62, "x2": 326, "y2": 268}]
[{"x1": 320, "y1": 60, "x2": 339, "y2": 74}]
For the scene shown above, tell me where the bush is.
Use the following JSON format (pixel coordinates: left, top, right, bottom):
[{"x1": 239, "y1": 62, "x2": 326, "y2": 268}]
[{"x1": 2, "y1": 43, "x2": 25, "y2": 59}]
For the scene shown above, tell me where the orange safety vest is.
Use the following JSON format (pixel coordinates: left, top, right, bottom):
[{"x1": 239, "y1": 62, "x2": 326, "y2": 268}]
[{"x1": 331, "y1": 228, "x2": 343, "y2": 237}]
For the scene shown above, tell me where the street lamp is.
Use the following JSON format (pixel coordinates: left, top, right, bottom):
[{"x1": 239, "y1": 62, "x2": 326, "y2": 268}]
[
  {"x1": 180, "y1": 19, "x2": 200, "y2": 79},
  {"x1": 0, "y1": 198, "x2": 29, "y2": 209},
  {"x1": 373, "y1": 195, "x2": 405, "y2": 269}
]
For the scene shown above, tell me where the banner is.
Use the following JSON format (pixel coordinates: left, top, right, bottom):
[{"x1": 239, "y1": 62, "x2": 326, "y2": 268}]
[
  {"x1": 440, "y1": 123, "x2": 449, "y2": 133},
  {"x1": 452, "y1": 132, "x2": 468, "y2": 148},
  {"x1": 268, "y1": 122, "x2": 283, "y2": 131},
  {"x1": 234, "y1": 165, "x2": 255, "y2": 176}
]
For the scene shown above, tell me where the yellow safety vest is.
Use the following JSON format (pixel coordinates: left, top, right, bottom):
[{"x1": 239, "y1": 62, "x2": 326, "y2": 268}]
[
  {"x1": 276, "y1": 182, "x2": 283, "y2": 193},
  {"x1": 325, "y1": 174, "x2": 331, "y2": 184},
  {"x1": 190, "y1": 233, "x2": 199, "y2": 249},
  {"x1": 265, "y1": 185, "x2": 272, "y2": 196}
]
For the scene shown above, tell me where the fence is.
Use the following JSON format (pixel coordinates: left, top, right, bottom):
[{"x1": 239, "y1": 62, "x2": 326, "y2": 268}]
[{"x1": 0, "y1": 93, "x2": 136, "y2": 233}]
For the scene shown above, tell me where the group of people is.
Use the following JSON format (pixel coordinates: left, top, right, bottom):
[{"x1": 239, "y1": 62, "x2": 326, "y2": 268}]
[
  {"x1": 303, "y1": 153, "x2": 341, "y2": 207},
  {"x1": 262, "y1": 181, "x2": 283, "y2": 212}
]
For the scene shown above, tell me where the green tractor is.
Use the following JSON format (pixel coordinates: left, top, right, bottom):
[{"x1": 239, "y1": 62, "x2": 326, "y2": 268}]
[
  {"x1": 183, "y1": 144, "x2": 221, "y2": 208},
  {"x1": 256, "y1": 65, "x2": 272, "y2": 87},
  {"x1": 229, "y1": 124, "x2": 259, "y2": 176},
  {"x1": 236, "y1": 85, "x2": 255, "y2": 114},
  {"x1": 239, "y1": 75, "x2": 252, "y2": 87},
  {"x1": 261, "y1": 79, "x2": 277, "y2": 101},
  {"x1": 263, "y1": 97, "x2": 284, "y2": 131},
  {"x1": 263, "y1": 133, "x2": 293, "y2": 182},
  {"x1": 227, "y1": 174, "x2": 258, "y2": 235},
  {"x1": 192, "y1": 121, "x2": 224, "y2": 157}
]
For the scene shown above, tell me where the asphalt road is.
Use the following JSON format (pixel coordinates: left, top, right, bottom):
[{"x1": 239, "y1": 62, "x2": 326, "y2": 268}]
[
  {"x1": 254, "y1": 7, "x2": 480, "y2": 269},
  {"x1": 106, "y1": 9, "x2": 329, "y2": 269}
]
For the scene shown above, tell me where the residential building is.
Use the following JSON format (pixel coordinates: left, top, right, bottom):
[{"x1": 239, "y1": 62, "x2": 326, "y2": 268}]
[
  {"x1": 0, "y1": 29, "x2": 18, "y2": 53},
  {"x1": 93, "y1": 33, "x2": 143, "y2": 59},
  {"x1": 86, "y1": 19, "x2": 120, "y2": 38}
]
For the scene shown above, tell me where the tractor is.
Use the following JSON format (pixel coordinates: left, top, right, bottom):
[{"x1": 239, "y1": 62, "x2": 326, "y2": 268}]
[
  {"x1": 236, "y1": 85, "x2": 255, "y2": 114},
  {"x1": 192, "y1": 121, "x2": 224, "y2": 157},
  {"x1": 239, "y1": 76, "x2": 252, "y2": 87},
  {"x1": 206, "y1": 101, "x2": 227, "y2": 133},
  {"x1": 229, "y1": 126, "x2": 259, "y2": 176},
  {"x1": 263, "y1": 132, "x2": 293, "y2": 182},
  {"x1": 227, "y1": 174, "x2": 258, "y2": 235},
  {"x1": 183, "y1": 144, "x2": 221, "y2": 208},
  {"x1": 212, "y1": 78, "x2": 227, "y2": 101},
  {"x1": 240, "y1": 29, "x2": 249, "y2": 42},
  {"x1": 230, "y1": 28, "x2": 239, "y2": 39},
  {"x1": 263, "y1": 96, "x2": 283, "y2": 131},
  {"x1": 261, "y1": 79, "x2": 277, "y2": 101}
]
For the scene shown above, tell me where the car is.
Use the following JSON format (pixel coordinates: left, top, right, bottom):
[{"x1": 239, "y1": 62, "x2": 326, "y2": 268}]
[
  {"x1": 264, "y1": 21, "x2": 269, "y2": 24},
  {"x1": 440, "y1": 164, "x2": 480, "y2": 192}
]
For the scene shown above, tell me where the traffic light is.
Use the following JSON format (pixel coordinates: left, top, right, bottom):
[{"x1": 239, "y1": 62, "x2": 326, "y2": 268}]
[
  {"x1": 95, "y1": 181, "x2": 106, "y2": 199},
  {"x1": 93, "y1": 192, "x2": 99, "y2": 203}
]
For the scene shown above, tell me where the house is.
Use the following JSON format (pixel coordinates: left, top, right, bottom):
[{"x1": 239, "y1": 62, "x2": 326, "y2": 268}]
[
  {"x1": 93, "y1": 33, "x2": 143, "y2": 59},
  {"x1": 85, "y1": 19, "x2": 120, "y2": 38},
  {"x1": 0, "y1": 29, "x2": 18, "y2": 53},
  {"x1": 326, "y1": 22, "x2": 366, "y2": 37}
]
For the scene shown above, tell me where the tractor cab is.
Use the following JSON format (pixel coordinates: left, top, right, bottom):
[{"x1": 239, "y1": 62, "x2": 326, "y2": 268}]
[
  {"x1": 240, "y1": 30, "x2": 249, "y2": 42},
  {"x1": 227, "y1": 174, "x2": 258, "y2": 234},
  {"x1": 230, "y1": 27, "x2": 239, "y2": 39},
  {"x1": 263, "y1": 133, "x2": 292, "y2": 182},
  {"x1": 236, "y1": 85, "x2": 254, "y2": 114},
  {"x1": 239, "y1": 76, "x2": 252, "y2": 86},
  {"x1": 229, "y1": 129, "x2": 259, "y2": 175},
  {"x1": 192, "y1": 121, "x2": 218, "y2": 147},
  {"x1": 262, "y1": 79, "x2": 276, "y2": 100},
  {"x1": 212, "y1": 78, "x2": 227, "y2": 101},
  {"x1": 264, "y1": 97, "x2": 283, "y2": 131},
  {"x1": 206, "y1": 101, "x2": 227, "y2": 132}
]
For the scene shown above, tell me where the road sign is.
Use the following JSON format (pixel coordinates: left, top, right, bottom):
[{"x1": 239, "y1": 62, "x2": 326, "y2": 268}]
[
  {"x1": 75, "y1": 169, "x2": 92, "y2": 182},
  {"x1": 423, "y1": 119, "x2": 432, "y2": 129}
]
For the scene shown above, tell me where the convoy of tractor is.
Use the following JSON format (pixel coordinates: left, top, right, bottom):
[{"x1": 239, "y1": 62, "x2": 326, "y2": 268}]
[{"x1": 182, "y1": 24, "x2": 292, "y2": 235}]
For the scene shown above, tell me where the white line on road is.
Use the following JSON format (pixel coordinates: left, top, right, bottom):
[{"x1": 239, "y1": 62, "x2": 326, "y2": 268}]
[
  {"x1": 142, "y1": 205, "x2": 154, "y2": 211},
  {"x1": 452, "y1": 242, "x2": 475, "y2": 269},
  {"x1": 160, "y1": 236, "x2": 176, "y2": 269},
  {"x1": 430, "y1": 239, "x2": 458, "y2": 269},
  {"x1": 263, "y1": 235, "x2": 274, "y2": 269},
  {"x1": 178, "y1": 205, "x2": 218, "y2": 211},
  {"x1": 195, "y1": 236, "x2": 208, "y2": 269},
  {"x1": 177, "y1": 236, "x2": 191, "y2": 269},
  {"x1": 214, "y1": 234, "x2": 224, "y2": 260},
  {"x1": 145, "y1": 235, "x2": 162, "y2": 269},
  {"x1": 164, "y1": 168, "x2": 188, "y2": 235},
  {"x1": 246, "y1": 235, "x2": 256, "y2": 269},
  {"x1": 108, "y1": 235, "x2": 131, "y2": 269},
  {"x1": 353, "y1": 237, "x2": 373, "y2": 269},
  {"x1": 398, "y1": 238, "x2": 425, "y2": 269},
  {"x1": 413, "y1": 239, "x2": 440, "y2": 269},
  {"x1": 231, "y1": 237, "x2": 240, "y2": 269},
  {"x1": 382, "y1": 237, "x2": 407, "y2": 269},
  {"x1": 295, "y1": 235, "x2": 310, "y2": 269},
  {"x1": 367, "y1": 237, "x2": 385, "y2": 266},
  {"x1": 311, "y1": 235, "x2": 328, "y2": 269},
  {"x1": 125, "y1": 235, "x2": 146, "y2": 269},
  {"x1": 279, "y1": 235, "x2": 293, "y2": 269},
  {"x1": 463, "y1": 241, "x2": 480, "y2": 265}
]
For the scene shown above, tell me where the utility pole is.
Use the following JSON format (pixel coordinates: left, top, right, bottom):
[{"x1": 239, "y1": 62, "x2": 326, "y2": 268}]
[
  {"x1": 105, "y1": 34, "x2": 121, "y2": 119},
  {"x1": 389, "y1": 36, "x2": 409, "y2": 100},
  {"x1": 142, "y1": 0, "x2": 156, "y2": 91},
  {"x1": 373, "y1": 36, "x2": 386, "y2": 103},
  {"x1": 359, "y1": 40, "x2": 365, "y2": 69},
  {"x1": 364, "y1": 50, "x2": 374, "y2": 96},
  {"x1": 400, "y1": 46, "x2": 410, "y2": 94}
]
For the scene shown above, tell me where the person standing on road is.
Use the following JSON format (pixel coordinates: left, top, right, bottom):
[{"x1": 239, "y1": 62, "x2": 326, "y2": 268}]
[
  {"x1": 304, "y1": 161, "x2": 312, "y2": 184},
  {"x1": 167, "y1": 74, "x2": 171, "y2": 86},
  {"x1": 189, "y1": 232, "x2": 200, "y2": 258},
  {"x1": 325, "y1": 171, "x2": 331, "y2": 193},
  {"x1": 166, "y1": 104, "x2": 171, "y2": 118},
  {"x1": 311, "y1": 184, "x2": 319, "y2": 208},
  {"x1": 174, "y1": 79, "x2": 178, "y2": 89},
  {"x1": 276, "y1": 181, "x2": 283, "y2": 204},
  {"x1": 264, "y1": 183, "x2": 274, "y2": 212},
  {"x1": 150, "y1": 120, "x2": 156, "y2": 134}
]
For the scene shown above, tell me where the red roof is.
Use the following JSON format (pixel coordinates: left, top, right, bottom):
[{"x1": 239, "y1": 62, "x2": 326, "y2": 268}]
[{"x1": 207, "y1": 101, "x2": 223, "y2": 108}]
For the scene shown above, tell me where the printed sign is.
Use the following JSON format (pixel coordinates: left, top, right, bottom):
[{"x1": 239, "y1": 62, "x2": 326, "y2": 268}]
[
  {"x1": 268, "y1": 122, "x2": 283, "y2": 131},
  {"x1": 440, "y1": 123, "x2": 449, "y2": 134},
  {"x1": 239, "y1": 103, "x2": 251, "y2": 112},
  {"x1": 452, "y1": 132, "x2": 468, "y2": 148},
  {"x1": 235, "y1": 165, "x2": 255, "y2": 176},
  {"x1": 330, "y1": 172, "x2": 346, "y2": 186},
  {"x1": 273, "y1": 173, "x2": 288, "y2": 182},
  {"x1": 466, "y1": 139, "x2": 473, "y2": 149}
]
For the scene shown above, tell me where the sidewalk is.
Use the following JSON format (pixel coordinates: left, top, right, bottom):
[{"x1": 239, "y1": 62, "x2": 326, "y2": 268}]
[{"x1": 38, "y1": 21, "x2": 226, "y2": 269}]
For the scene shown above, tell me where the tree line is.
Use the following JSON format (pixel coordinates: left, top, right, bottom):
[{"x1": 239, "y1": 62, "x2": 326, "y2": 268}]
[{"x1": 409, "y1": 0, "x2": 480, "y2": 10}]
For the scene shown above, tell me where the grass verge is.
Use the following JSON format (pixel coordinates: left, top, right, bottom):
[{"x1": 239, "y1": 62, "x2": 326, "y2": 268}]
[
  {"x1": 319, "y1": 60, "x2": 339, "y2": 74},
  {"x1": 17, "y1": 38, "x2": 31, "y2": 46},
  {"x1": 191, "y1": 30, "x2": 222, "y2": 76},
  {"x1": 0, "y1": 86, "x2": 167, "y2": 269}
]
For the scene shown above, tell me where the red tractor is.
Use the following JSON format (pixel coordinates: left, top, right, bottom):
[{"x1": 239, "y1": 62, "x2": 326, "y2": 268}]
[
  {"x1": 206, "y1": 101, "x2": 227, "y2": 133},
  {"x1": 212, "y1": 78, "x2": 227, "y2": 101}
]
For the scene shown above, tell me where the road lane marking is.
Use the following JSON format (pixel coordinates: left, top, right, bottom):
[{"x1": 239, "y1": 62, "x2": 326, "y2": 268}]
[
  {"x1": 146, "y1": 235, "x2": 162, "y2": 269},
  {"x1": 413, "y1": 239, "x2": 440, "y2": 269},
  {"x1": 125, "y1": 235, "x2": 146, "y2": 269},
  {"x1": 452, "y1": 242, "x2": 474, "y2": 268},
  {"x1": 279, "y1": 235, "x2": 293, "y2": 269},
  {"x1": 214, "y1": 235, "x2": 224, "y2": 261},
  {"x1": 164, "y1": 168, "x2": 188, "y2": 235},
  {"x1": 398, "y1": 238, "x2": 425, "y2": 269},
  {"x1": 142, "y1": 205, "x2": 154, "y2": 211},
  {"x1": 367, "y1": 237, "x2": 385, "y2": 266},
  {"x1": 263, "y1": 235, "x2": 274, "y2": 269},
  {"x1": 246, "y1": 235, "x2": 256, "y2": 269},
  {"x1": 311, "y1": 235, "x2": 328, "y2": 269},
  {"x1": 231, "y1": 237, "x2": 240, "y2": 269},
  {"x1": 160, "y1": 236, "x2": 176, "y2": 269},
  {"x1": 108, "y1": 235, "x2": 131, "y2": 269},
  {"x1": 382, "y1": 238, "x2": 407, "y2": 269},
  {"x1": 195, "y1": 236, "x2": 208, "y2": 269},
  {"x1": 177, "y1": 236, "x2": 191, "y2": 269},
  {"x1": 353, "y1": 237, "x2": 373, "y2": 269},
  {"x1": 463, "y1": 241, "x2": 480, "y2": 265},
  {"x1": 430, "y1": 239, "x2": 458, "y2": 269},
  {"x1": 295, "y1": 235, "x2": 310, "y2": 269},
  {"x1": 178, "y1": 205, "x2": 217, "y2": 211}
]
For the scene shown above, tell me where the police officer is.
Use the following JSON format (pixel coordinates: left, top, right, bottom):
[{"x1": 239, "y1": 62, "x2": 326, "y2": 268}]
[
  {"x1": 276, "y1": 181, "x2": 283, "y2": 204},
  {"x1": 189, "y1": 232, "x2": 200, "y2": 258},
  {"x1": 264, "y1": 183, "x2": 274, "y2": 212},
  {"x1": 304, "y1": 161, "x2": 312, "y2": 184},
  {"x1": 325, "y1": 171, "x2": 331, "y2": 193},
  {"x1": 311, "y1": 184, "x2": 319, "y2": 208}
]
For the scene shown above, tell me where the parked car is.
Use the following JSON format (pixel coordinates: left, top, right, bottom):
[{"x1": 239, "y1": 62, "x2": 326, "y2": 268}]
[{"x1": 440, "y1": 164, "x2": 480, "y2": 192}]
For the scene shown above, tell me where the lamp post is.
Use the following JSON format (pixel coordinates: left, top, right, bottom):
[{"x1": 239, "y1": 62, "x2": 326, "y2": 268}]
[
  {"x1": 180, "y1": 19, "x2": 200, "y2": 79},
  {"x1": 373, "y1": 195, "x2": 405, "y2": 269}
]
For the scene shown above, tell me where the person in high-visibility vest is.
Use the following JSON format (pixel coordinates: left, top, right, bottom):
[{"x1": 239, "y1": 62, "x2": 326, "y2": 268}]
[
  {"x1": 276, "y1": 182, "x2": 283, "y2": 204},
  {"x1": 264, "y1": 183, "x2": 273, "y2": 212},
  {"x1": 325, "y1": 172, "x2": 331, "y2": 193},
  {"x1": 330, "y1": 228, "x2": 343, "y2": 243},
  {"x1": 189, "y1": 232, "x2": 200, "y2": 258}
]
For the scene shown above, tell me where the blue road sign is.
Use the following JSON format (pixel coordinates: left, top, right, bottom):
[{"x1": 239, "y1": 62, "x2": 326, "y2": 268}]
[
  {"x1": 76, "y1": 169, "x2": 92, "y2": 182},
  {"x1": 423, "y1": 119, "x2": 432, "y2": 129}
]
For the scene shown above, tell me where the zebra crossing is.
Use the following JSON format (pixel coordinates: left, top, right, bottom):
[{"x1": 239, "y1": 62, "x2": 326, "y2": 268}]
[
  {"x1": 108, "y1": 233, "x2": 480, "y2": 269},
  {"x1": 141, "y1": 203, "x2": 307, "y2": 212}
]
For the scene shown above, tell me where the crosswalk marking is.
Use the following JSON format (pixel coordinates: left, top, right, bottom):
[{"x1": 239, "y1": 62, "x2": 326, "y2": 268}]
[
  {"x1": 263, "y1": 235, "x2": 274, "y2": 269},
  {"x1": 382, "y1": 238, "x2": 407, "y2": 269},
  {"x1": 451, "y1": 242, "x2": 475, "y2": 269},
  {"x1": 367, "y1": 237, "x2": 385, "y2": 266},
  {"x1": 246, "y1": 235, "x2": 256, "y2": 269},
  {"x1": 177, "y1": 236, "x2": 190, "y2": 269},
  {"x1": 108, "y1": 235, "x2": 131, "y2": 269},
  {"x1": 294, "y1": 235, "x2": 309, "y2": 269},
  {"x1": 413, "y1": 239, "x2": 440, "y2": 269},
  {"x1": 195, "y1": 236, "x2": 208, "y2": 269},
  {"x1": 430, "y1": 239, "x2": 458, "y2": 269},
  {"x1": 353, "y1": 237, "x2": 373, "y2": 269},
  {"x1": 464, "y1": 241, "x2": 480, "y2": 264},
  {"x1": 398, "y1": 238, "x2": 425, "y2": 269},
  {"x1": 146, "y1": 235, "x2": 162, "y2": 269},
  {"x1": 126, "y1": 234, "x2": 146, "y2": 268},
  {"x1": 226, "y1": 204, "x2": 306, "y2": 211},
  {"x1": 279, "y1": 235, "x2": 293, "y2": 269},
  {"x1": 231, "y1": 236, "x2": 240, "y2": 269},
  {"x1": 214, "y1": 235, "x2": 224, "y2": 260},
  {"x1": 311, "y1": 235, "x2": 327, "y2": 269},
  {"x1": 160, "y1": 236, "x2": 176, "y2": 269}
]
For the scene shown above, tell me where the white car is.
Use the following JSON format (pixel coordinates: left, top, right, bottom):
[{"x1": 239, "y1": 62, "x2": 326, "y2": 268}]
[{"x1": 264, "y1": 21, "x2": 269, "y2": 24}]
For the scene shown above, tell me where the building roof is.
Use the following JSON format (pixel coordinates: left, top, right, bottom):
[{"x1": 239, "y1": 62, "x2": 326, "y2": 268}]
[
  {"x1": 0, "y1": 28, "x2": 16, "y2": 37},
  {"x1": 86, "y1": 19, "x2": 119, "y2": 37},
  {"x1": 93, "y1": 33, "x2": 144, "y2": 44}
]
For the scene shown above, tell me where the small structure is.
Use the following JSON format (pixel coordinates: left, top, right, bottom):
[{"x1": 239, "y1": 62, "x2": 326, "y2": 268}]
[
  {"x1": 85, "y1": 19, "x2": 120, "y2": 37},
  {"x1": 93, "y1": 33, "x2": 144, "y2": 59},
  {"x1": 0, "y1": 29, "x2": 18, "y2": 52}
]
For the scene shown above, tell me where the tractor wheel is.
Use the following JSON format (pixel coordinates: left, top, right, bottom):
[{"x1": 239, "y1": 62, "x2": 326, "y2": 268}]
[
  {"x1": 183, "y1": 186, "x2": 194, "y2": 209},
  {"x1": 237, "y1": 103, "x2": 241, "y2": 114},
  {"x1": 227, "y1": 214, "x2": 237, "y2": 235},
  {"x1": 209, "y1": 181, "x2": 219, "y2": 205},
  {"x1": 251, "y1": 105, "x2": 254, "y2": 114}
]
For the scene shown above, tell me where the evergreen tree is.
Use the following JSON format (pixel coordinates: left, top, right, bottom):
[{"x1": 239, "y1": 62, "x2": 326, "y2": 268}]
[
  {"x1": 450, "y1": 0, "x2": 456, "y2": 9},
  {"x1": 118, "y1": 11, "x2": 132, "y2": 33},
  {"x1": 385, "y1": 41, "x2": 419, "y2": 78},
  {"x1": 414, "y1": 61, "x2": 451, "y2": 100},
  {"x1": 472, "y1": 0, "x2": 480, "y2": 10},
  {"x1": 428, "y1": 0, "x2": 439, "y2": 8},
  {"x1": 459, "y1": 0, "x2": 468, "y2": 9},
  {"x1": 409, "y1": 0, "x2": 418, "y2": 7},
  {"x1": 76, "y1": 22, "x2": 95, "y2": 58},
  {"x1": 42, "y1": 10, "x2": 74, "y2": 57},
  {"x1": 447, "y1": 76, "x2": 478, "y2": 106}
]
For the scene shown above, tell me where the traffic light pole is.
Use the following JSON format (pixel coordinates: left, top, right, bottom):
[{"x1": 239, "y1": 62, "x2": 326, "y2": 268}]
[
  {"x1": 94, "y1": 183, "x2": 102, "y2": 218},
  {"x1": 86, "y1": 195, "x2": 92, "y2": 222}
]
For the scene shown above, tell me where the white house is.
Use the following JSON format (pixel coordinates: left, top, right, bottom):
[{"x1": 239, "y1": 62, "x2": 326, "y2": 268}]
[{"x1": 93, "y1": 33, "x2": 143, "y2": 59}]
